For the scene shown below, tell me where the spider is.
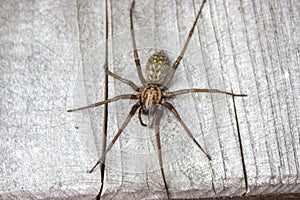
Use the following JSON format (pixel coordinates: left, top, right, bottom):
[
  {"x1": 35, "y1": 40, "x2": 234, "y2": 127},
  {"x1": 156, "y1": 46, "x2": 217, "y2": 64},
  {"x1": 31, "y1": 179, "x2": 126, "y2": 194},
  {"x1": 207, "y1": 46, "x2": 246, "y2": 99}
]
[{"x1": 68, "y1": 0, "x2": 246, "y2": 198}]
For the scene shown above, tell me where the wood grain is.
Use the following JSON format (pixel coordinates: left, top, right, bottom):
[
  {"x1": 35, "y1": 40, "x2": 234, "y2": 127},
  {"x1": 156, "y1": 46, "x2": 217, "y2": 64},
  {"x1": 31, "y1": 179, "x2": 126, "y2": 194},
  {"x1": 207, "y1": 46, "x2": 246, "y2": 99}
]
[{"x1": 0, "y1": 0, "x2": 299, "y2": 199}]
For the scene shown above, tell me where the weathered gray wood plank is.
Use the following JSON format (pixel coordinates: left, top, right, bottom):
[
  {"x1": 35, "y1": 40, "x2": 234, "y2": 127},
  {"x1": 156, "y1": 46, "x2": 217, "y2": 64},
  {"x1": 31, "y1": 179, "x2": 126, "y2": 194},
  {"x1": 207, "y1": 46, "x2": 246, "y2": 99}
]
[
  {"x1": 0, "y1": 0, "x2": 102, "y2": 199},
  {"x1": 0, "y1": 0, "x2": 299, "y2": 199}
]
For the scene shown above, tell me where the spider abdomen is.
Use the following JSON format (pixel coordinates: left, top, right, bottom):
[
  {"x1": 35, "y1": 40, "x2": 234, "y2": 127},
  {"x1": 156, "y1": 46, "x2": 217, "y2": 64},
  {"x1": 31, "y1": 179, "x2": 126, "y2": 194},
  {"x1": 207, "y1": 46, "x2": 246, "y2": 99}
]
[
  {"x1": 141, "y1": 84, "x2": 162, "y2": 111},
  {"x1": 146, "y1": 50, "x2": 170, "y2": 84}
]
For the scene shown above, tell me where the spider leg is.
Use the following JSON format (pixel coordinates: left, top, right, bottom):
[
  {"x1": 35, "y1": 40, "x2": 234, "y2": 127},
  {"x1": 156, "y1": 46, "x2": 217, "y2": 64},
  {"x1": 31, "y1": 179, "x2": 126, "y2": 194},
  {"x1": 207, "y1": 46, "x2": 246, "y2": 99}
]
[
  {"x1": 106, "y1": 70, "x2": 141, "y2": 92},
  {"x1": 163, "y1": 88, "x2": 247, "y2": 98},
  {"x1": 154, "y1": 108, "x2": 170, "y2": 199},
  {"x1": 130, "y1": 0, "x2": 147, "y2": 85},
  {"x1": 162, "y1": 102, "x2": 211, "y2": 161},
  {"x1": 138, "y1": 106, "x2": 147, "y2": 126},
  {"x1": 67, "y1": 94, "x2": 139, "y2": 112},
  {"x1": 88, "y1": 102, "x2": 141, "y2": 173},
  {"x1": 163, "y1": 0, "x2": 207, "y2": 87}
]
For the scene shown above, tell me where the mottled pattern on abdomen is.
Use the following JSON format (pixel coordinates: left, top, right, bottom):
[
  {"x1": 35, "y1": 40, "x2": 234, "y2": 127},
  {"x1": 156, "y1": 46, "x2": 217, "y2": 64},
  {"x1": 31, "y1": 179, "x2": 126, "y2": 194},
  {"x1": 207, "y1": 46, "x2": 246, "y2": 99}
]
[{"x1": 146, "y1": 50, "x2": 170, "y2": 84}]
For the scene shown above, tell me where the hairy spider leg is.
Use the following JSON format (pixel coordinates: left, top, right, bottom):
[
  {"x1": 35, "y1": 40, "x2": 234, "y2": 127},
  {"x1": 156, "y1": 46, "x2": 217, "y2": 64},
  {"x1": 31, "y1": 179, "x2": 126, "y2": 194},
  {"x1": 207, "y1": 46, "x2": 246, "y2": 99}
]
[
  {"x1": 88, "y1": 102, "x2": 141, "y2": 173},
  {"x1": 163, "y1": 89, "x2": 247, "y2": 98},
  {"x1": 67, "y1": 94, "x2": 139, "y2": 112},
  {"x1": 154, "y1": 107, "x2": 170, "y2": 199},
  {"x1": 106, "y1": 70, "x2": 141, "y2": 92},
  {"x1": 163, "y1": 0, "x2": 207, "y2": 87},
  {"x1": 130, "y1": 0, "x2": 147, "y2": 85},
  {"x1": 162, "y1": 102, "x2": 211, "y2": 160},
  {"x1": 67, "y1": 70, "x2": 141, "y2": 112}
]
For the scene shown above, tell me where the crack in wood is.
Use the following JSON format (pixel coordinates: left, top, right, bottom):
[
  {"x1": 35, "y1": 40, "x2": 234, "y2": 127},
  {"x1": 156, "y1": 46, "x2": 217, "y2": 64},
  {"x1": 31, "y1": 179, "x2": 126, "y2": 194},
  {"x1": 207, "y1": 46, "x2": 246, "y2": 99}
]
[{"x1": 231, "y1": 90, "x2": 249, "y2": 196}]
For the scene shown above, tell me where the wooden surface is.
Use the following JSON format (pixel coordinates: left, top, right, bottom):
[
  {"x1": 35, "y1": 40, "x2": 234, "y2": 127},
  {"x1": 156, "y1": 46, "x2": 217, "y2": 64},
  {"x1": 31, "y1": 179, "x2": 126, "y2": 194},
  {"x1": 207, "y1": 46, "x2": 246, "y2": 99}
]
[{"x1": 0, "y1": 0, "x2": 299, "y2": 199}]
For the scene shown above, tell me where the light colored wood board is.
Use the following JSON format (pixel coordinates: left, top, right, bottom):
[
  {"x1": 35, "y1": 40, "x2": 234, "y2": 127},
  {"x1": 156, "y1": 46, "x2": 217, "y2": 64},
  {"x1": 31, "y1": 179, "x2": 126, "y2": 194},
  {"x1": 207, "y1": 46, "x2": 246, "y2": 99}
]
[
  {"x1": 90, "y1": 0, "x2": 300, "y2": 199},
  {"x1": 0, "y1": 0, "x2": 101, "y2": 199},
  {"x1": 0, "y1": 0, "x2": 299, "y2": 199},
  {"x1": 234, "y1": 0, "x2": 300, "y2": 195}
]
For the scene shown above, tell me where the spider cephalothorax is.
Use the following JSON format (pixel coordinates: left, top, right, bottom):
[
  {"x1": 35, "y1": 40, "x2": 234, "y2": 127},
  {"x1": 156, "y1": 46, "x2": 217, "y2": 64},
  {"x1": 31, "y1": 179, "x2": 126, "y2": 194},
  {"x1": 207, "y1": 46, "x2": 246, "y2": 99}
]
[
  {"x1": 68, "y1": 0, "x2": 246, "y2": 199},
  {"x1": 141, "y1": 84, "x2": 163, "y2": 111},
  {"x1": 138, "y1": 83, "x2": 164, "y2": 127}
]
